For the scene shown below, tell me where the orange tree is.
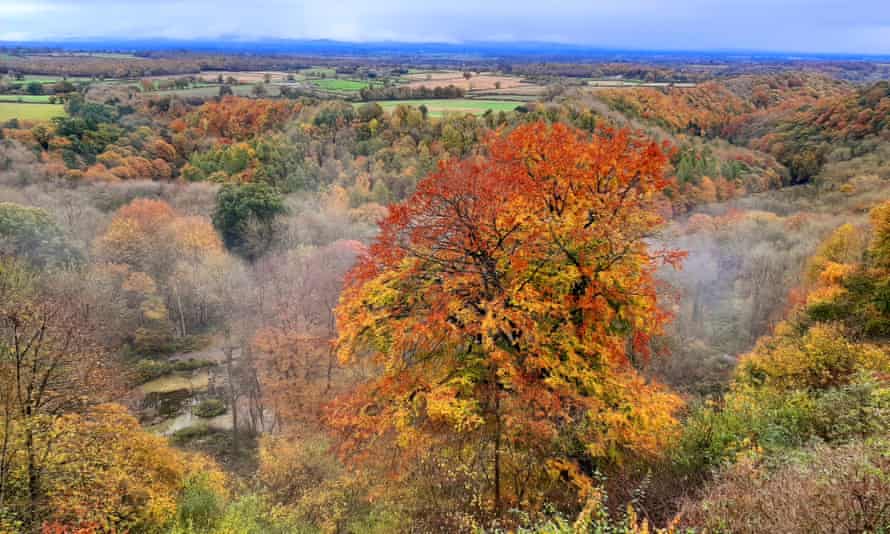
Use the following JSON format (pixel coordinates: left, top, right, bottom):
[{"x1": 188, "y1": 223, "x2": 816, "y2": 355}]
[{"x1": 327, "y1": 122, "x2": 685, "y2": 519}]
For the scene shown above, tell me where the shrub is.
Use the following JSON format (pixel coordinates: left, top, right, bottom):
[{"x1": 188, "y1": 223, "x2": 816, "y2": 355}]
[
  {"x1": 194, "y1": 399, "x2": 227, "y2": 418},
  {"x1": 172, "y1": 423, "x2": 212, "y2": 445},
  {"x1": 135, "y1": 358, "x2": 173, "y2": 383},
  {"x1": 735, "y1": 323, "x2": 889, "y2": 391},
  {"x1": 176, "y1": 473, "x2": 225, "y2": 532},
  {"x1": 680, "y1": 440, "x2": 890, "y2": 533}
]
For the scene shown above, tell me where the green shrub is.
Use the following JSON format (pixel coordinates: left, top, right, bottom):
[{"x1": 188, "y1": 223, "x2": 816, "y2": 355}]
[
  {"x1": 176, "y1": 473, "x2": 224, "y2": 532},
  {"x1": 135, "y1": 358, "x2": 173, "y2": 383},
  {"x1": 172, "y1": 423, "x2": 212, "y2": 445},
  {"x1": 194, "y1": 399, "x2": 227, "y2": 418}
]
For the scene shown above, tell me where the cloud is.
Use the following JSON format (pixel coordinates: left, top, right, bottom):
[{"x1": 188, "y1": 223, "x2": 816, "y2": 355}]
[{"x1": 1, "y1": 0, "x2": 889, "y2": 54}]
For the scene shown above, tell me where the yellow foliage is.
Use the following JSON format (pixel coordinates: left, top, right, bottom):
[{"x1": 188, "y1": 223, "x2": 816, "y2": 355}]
[
  {"x1": 9, "y1": 404, "x2": 226, "y2": 532},
  {"x1": 737, "y1": 323, "x2": 889, "y2": 391}
]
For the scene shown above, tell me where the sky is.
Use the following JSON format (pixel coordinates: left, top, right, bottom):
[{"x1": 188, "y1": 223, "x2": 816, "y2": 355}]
[{"x1": 1, "y1": 0, "x2": 889, "y2": 55}]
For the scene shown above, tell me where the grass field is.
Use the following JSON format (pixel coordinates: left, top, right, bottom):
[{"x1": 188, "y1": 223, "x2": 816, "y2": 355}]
[
  {"x1": 370, "y1": 99, "x2": 521, "y2": 117},
  {"x1": 311, "y1": 78, "x2": 374, "y2": 92},
  {"x1": 0, "y1": 102, "x2": 66, "y2": 122},
  {"x1": 0, "y1": 95, "x2": 53, "y2": 103},
  {"x1": 2, "y1": 75, "x2": 91, "y2": 84}
]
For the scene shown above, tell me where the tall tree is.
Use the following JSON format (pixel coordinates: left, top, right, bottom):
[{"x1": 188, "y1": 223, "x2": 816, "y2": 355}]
[
  {"x1": 0, "y1": 260, "x2": 118, "y2": 528},
  {"x1": 328, "y1": 122, "x2": 685, "y2": 516}
]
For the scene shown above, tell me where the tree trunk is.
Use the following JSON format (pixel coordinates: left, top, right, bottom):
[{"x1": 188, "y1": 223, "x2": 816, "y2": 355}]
[
  {"x1": 175, "y1": 286, "x2": 187, "y2": 338},
  {"x1": 25, "y1": 426, "x2": 38, "y2": 529},
  {"x1": 223, "y1": 330, "x2": 239, "y2": 455},
  {"x1": 493, "y1": 389, "x2": 502, "y2": 517}
]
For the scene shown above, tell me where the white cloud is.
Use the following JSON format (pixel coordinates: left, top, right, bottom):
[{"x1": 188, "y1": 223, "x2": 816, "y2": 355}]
[{"x1": 0, "y1": 0, "x2": 888, "y2": 54}]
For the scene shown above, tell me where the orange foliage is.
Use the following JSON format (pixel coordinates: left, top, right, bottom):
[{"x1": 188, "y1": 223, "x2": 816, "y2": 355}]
[
  {"x1": 186, "y1": 96, "x2": 302, "y2": 141},
  {"x1": 328, "y1": 122, "x2": 684, "y2": 511}
]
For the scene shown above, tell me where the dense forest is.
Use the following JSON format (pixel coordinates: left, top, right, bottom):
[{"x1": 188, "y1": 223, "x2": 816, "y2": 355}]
[{"x1": 0, "y1": 48, "x2": 889, "y2": 533}]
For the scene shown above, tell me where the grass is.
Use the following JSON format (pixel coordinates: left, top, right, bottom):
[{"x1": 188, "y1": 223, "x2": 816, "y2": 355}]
[
  {"x1": 367, "y1": 99, "x2": 522, "y2": 117},
  {"x1": 310, "y1": 78, "x2": 375, "y2": 92},
  {"x1": 0, "y1": 95, "x2": 53, "y2": 103},
  {"x1": 0, "y1": 102, "x2": 66, "y2": 122}
]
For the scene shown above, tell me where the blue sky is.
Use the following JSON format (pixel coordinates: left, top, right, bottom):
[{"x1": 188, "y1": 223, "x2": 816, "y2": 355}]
[{"x1": 1, "y1": 0, "x2": 889, "y2": 54}]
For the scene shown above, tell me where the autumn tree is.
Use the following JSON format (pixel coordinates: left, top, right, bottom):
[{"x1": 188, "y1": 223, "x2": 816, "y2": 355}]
[
  {"x1": 254, "y1": 240, "x2": 364, "y2": 431},
  {"x1": 328, "y1": 122, "x2": 684, "y2": 519},
  {"x1": 95, "y1": 199, "x2": 230, "y2": 349},
  {"x1": 0, "y1": 260, "x2": 119, "y2": 529}
]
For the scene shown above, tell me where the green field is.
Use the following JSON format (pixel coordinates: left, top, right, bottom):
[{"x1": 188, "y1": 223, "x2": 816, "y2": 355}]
[
  {"x1": 0, "y1": 95, "x2": 53, "y2": 103},
  {"x1": 311, "y1": 78, "x2": 374, "y2": 92},
  {"x1": 0, "y1": 102, "x2": 66, "y2": 122},
  {"x1": 369, "y1": 99, "x2": 522, "y2": 117},
  {"x1": 2, "y1": 75, "x2": 91, "y2": 84}
]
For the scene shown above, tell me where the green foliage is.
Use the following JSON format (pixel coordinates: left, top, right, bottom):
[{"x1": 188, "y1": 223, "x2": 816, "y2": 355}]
[
  {"x1": 194, "y1": 398, "x2": 227, "y2": 418},
  {"x1": 212, "y1": 182, "x2": 286, "y2": 260},
  {"x1": 0, "y1": 201, "x2": 80, "y2": 267},
  {"x1": 25, "y1": 81, "x2": 43, "y2": 95},
  {"x1": 172, "y1": 423, "x2": 213, "y2": 445},
  {"x1": 176, "y1": 474, "x2": 225, "y2": 532},
  {"x1": 134, "y1": 358, "x2": 215, "y2": 384}
]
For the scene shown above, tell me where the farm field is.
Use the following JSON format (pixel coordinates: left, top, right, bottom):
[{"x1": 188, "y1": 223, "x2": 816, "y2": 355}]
[
  {"x1": 369, "y1": 98, "x2": 521, "y2": 117},
  {"x1": 401, "y1": 70, "x2": 542, "y2": 93},
  {"x1": 0, "y1": 94, "x2": 53, "y2": 103},
  {"x1": 0, "y1": 102, "x2": 66, "y2": 121},
  {"x1": 1, "y1": 75, "x2": 92, "y2": 84},
  {"x1": 310, "y1": 78, "x2": 376, "y2": 91}
]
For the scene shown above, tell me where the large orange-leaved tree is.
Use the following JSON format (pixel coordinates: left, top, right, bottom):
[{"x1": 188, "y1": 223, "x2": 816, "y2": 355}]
[{"x1": 327, "y1": 121, "x2": 685, "y2": 517}]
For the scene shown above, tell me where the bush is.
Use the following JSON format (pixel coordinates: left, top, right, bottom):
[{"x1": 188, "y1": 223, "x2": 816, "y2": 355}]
[
  {"x1": 172, "y1": 423, "x2": 212, "y2": 445},
  {"x1": 135, "y1": 358, "x2": 173, "y2": 383},
  {"x1": 176, "y1": 473, "x2": 224, "y2": 532},
  {"x1": 680, "y1": 440, "x2": 890, "y2": 533},
  {"x1": 673, "y1": 373, "x2": 890, "y2": 475},
  {"x1": 194, "y1": 399, "x2": 227, "y2": 418}
]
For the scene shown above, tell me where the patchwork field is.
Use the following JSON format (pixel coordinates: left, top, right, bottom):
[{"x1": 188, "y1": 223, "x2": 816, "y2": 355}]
[
  {"x1": 401, "y1": 70, "x2": 541, "y2": 93},
  {"x1": 371, "y1": 99, "x2": 522, "y2": 117},
  {"x1": 0, "y1": 102, "x2": 66, "y2": 121}
]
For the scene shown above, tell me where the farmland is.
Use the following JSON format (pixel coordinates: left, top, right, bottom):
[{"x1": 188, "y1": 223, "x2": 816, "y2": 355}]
[
  {"x1": 401, "y1": 70, "x2": 545, "y2": 96},
  {"x1": 369, "y1": 98, "x2": 522, "y2": 117},
  {"x1": 0, "y1": 102, "x2": 66, "y2": 121},
  {"x1": 310, "y1": 78, "x2": 377, "y2": 91}
]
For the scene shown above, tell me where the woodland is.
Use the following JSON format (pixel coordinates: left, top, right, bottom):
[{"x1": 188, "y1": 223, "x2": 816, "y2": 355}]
[{"x1": 0, "y1": 49, "x2": 888, "y2": 533}]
